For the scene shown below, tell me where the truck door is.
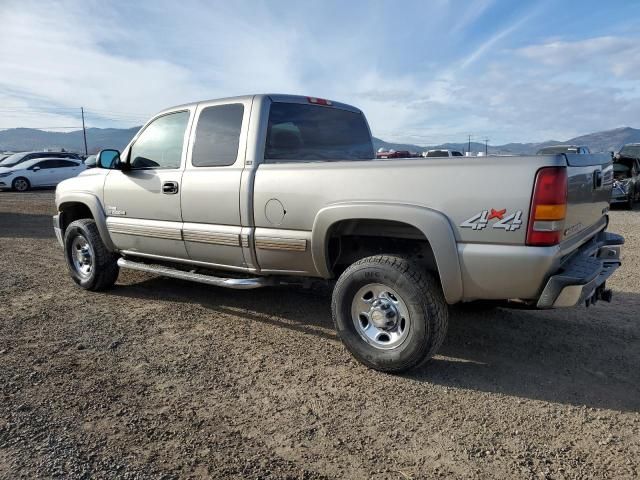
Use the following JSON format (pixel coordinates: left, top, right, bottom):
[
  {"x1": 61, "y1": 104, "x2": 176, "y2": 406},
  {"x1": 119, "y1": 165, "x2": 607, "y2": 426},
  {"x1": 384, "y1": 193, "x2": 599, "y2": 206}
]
[
  {"x1": 180, "y1": 99, "x2": 251, "y2": 269},
  {"x1": 103, "y1": 109, "x2": 193, "y2": 259}
]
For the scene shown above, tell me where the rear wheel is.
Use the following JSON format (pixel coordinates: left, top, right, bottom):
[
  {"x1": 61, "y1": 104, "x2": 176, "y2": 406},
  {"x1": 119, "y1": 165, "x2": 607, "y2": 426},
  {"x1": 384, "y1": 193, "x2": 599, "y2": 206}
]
[
  {"x1": 64, "y1": 219, "x2": 119, "y2": 291},
  {"x1": 12, "y1": 177, "x2": 30, "y2": 192},
  {"x1": 332, "y1": 255, "x2": 448, "y2": 373}
]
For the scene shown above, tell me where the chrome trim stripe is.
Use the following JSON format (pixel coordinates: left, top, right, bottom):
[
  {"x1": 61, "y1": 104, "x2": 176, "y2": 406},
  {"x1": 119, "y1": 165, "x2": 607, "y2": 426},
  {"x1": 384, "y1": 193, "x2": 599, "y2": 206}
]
[
  {"x1": 108, "y1": 223, "x2": 182, "y2": 241},
  {"x1": 241, "y1": 234, "x2": 250, "y2": 248},
  {"x1": 255, "y1": 237, "x2": 307, "y2": 252},
  {"x1": 182, "y1": 230, "x2": 240, "y2": 246}
]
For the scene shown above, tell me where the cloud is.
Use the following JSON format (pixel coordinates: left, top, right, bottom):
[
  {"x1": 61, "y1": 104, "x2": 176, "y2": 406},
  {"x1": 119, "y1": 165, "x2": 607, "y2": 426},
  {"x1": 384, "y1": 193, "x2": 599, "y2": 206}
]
[
  {"x1": 517, "y1": 36, "x2": 640, "y2": 80},
  {"x1": 0, "y1": 0, "x2": 639, "y2": 145}
]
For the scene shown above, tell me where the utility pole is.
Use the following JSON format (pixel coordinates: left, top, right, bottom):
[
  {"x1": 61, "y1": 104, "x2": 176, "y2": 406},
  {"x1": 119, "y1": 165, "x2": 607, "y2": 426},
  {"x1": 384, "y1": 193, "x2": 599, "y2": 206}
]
[
  {"x1": 81, "y1": 107, "x2": 88, "y2": 156},
  {"x1": 467, "y1": 134, "x2": 471, "y2": 154},
  {"x1": 484, "y1": 138, "x2": 489, "y2": 155}
]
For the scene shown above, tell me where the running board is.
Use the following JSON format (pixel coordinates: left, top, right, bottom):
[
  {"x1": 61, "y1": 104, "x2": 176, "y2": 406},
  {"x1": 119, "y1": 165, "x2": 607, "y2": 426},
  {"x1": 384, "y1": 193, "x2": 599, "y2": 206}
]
[{"x1": 117, "y1": 258, "x2": 273, "y2": 290}]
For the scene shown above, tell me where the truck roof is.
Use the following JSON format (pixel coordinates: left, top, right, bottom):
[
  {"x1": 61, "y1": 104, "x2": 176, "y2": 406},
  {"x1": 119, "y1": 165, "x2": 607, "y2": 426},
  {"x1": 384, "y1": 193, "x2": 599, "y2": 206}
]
[{"x1": 156, "y1": 94, "x2": 363, "y2": 117}]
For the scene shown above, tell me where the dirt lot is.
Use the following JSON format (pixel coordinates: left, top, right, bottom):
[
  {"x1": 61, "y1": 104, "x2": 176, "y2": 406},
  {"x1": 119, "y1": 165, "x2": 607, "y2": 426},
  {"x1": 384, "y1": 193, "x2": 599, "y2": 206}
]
[{"x1": 0, "y1": 191, "x2": 638, "y2": 479}]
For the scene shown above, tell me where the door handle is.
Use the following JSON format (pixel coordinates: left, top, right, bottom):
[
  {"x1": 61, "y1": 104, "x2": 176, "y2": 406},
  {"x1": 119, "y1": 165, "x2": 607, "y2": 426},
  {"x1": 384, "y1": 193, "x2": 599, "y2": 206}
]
[{"x1": 162, "y1": 181, "x2": 179, "y2": 194}]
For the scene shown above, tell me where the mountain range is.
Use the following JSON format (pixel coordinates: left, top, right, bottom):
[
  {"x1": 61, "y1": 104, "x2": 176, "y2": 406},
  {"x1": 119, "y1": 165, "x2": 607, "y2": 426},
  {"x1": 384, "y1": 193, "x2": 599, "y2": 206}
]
[{"x1": 1, "y1": 126, "x2": 639, "y2": 155}]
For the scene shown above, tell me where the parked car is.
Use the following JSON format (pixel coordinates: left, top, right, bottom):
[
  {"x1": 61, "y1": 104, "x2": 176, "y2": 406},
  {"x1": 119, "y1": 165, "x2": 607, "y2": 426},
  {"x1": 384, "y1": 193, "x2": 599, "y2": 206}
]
[
  {"x1": 422, "y1": 149, "x2": 464, "y2": 157},
  {"x1": 53, "y1": 94, "x2": 622, "y2": 373},
  {"x1": 0, "y1": 158, "x2": 86, "y2": 191},
  {"x1": 0, "y1": 151, "x2": 82, "y2": 169},
  {"x1": 611, "y1": 144, "x2": 640, "y2": 209},
  {"x1": 536, "y1": 145, "x2": 590, "y2": 155},
  {"x1": 376, "y1": 149, "x2": 413, "y2": 159}
]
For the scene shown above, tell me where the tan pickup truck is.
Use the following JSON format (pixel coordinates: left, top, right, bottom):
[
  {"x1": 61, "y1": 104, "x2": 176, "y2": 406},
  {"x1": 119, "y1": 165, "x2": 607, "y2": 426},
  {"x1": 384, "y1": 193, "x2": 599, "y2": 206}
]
[{"x1": 54, "y1": 94, "x2": 624, "y2": 372}]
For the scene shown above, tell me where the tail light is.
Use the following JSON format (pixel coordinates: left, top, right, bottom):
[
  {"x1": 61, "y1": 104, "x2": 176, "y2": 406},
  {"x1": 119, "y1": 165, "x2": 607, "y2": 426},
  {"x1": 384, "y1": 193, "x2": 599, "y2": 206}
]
[
  {"x1": 526, "y1": 167, "x2": 568, "y2": 246},
  {"x1": 308, "y1": 97, "x2": 332, "y2": 106}
]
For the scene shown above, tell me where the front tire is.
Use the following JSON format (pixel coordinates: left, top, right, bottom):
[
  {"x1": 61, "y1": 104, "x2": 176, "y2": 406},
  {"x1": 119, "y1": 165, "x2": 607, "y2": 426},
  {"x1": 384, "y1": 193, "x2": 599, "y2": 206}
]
[
  {"x1": 332, "y1": 255, "x2": 448, "y2": 373},
  {"x1": 64, "y1": 219, "x2": 119, "y2": 291},
  {"x1": 12, "y1": 177, "x2": 30, "y2": 192}
]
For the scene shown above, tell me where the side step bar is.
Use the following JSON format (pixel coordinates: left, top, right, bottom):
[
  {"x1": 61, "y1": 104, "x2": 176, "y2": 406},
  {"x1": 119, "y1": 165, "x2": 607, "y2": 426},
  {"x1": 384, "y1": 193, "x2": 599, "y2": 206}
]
[{"x1": 117, "y1": 258, "x2": 274, "y2": 290}]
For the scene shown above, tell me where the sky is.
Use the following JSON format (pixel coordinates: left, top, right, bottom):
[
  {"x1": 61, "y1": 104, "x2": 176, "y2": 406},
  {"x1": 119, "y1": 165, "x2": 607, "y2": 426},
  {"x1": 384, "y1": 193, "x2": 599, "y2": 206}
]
[{"x1": 1, "y1": 0, "x2": 639, "y2": 145}]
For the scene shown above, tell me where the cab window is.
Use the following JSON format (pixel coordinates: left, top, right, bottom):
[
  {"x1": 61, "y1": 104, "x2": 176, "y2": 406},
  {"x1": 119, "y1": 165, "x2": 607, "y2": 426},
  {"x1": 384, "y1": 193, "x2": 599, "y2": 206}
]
[
  {"x1": 129, "y1": 111, "x2": 190, "y2": 170},
  {"x1": 192, "y1": 104, "x2": 244, "y2": 167}
]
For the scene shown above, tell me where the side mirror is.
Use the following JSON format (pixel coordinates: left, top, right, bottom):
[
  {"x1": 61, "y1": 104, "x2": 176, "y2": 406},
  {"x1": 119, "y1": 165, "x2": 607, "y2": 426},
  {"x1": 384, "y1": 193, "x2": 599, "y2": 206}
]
[
  {"x1": 97, "y1": 149, "x2": 122, "y2": 169},
  {"x1": 32, "y1": 166, "x2": 41, "y2": 172}
]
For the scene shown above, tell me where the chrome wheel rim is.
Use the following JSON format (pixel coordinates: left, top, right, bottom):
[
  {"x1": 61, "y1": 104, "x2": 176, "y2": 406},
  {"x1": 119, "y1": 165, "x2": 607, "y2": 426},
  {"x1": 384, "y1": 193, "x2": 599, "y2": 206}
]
[
  {"x1": 71, "y1": 235, "x2": 94, "y2": 278},
  {"x1": 351, "y1": 283, "x2": 411, "y2": 350},
  {"x1": 14, "y1": 179, "x2": 28, "y2": 191}
]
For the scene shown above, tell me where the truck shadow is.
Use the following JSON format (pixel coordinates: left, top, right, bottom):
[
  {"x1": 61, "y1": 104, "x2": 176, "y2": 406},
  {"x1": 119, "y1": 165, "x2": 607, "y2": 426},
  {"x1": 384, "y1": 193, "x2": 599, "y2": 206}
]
[
  {"x1": 111, "y1": 275, "x2": 640, "y2": 413},
  {"x1": 0, "y1": 212, "x2": 55, "y2": 239}
]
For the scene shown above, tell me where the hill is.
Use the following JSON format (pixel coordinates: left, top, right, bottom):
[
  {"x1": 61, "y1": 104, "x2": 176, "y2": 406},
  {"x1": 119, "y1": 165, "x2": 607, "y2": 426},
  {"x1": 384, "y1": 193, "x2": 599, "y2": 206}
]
[
  {"x1": 1, "y1": 126, "x2": 638, "y2": 156},
  {"x1": 0, "y1": 127, "x2": 141, "y2": 154}
]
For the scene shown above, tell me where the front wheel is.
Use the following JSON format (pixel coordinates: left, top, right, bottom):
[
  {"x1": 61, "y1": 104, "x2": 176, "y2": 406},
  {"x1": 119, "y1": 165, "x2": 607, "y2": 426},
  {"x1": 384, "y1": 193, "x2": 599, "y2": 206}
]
[
  {"x1": 332, "y1": 255, "x2": 448, "y2": 373},
  {"x1": 64, "y1": 219, "x2": 119, "y2": 291},
  {"x1": 12, "y1": 177, "x2": 30, "y2": 192}
]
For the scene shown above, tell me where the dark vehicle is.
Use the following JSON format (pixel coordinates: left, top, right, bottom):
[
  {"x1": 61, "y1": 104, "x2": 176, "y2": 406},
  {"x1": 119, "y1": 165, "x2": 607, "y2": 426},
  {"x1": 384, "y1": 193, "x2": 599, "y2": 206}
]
[
  {"x1": 537, "y1": 145, "x2": 591, "y2": 155},
  {"x1": 611, "y1": 144, "x2": 640, "y2": 209},
  {"x1": 0, "y1": 151, "x2": 82, "y2": 169}
]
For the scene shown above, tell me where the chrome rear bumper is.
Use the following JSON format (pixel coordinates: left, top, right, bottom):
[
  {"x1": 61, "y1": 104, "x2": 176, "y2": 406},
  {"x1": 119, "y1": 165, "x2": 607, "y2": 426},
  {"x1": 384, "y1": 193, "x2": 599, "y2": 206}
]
[{"x1": 537, "y1": 231, "x2": 623, "y2": 308}]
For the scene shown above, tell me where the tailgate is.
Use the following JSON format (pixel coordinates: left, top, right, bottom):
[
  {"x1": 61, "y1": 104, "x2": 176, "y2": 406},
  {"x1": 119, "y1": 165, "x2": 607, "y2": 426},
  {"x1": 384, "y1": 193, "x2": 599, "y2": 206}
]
[{"x1": 562, "y1": 153, "x2": 613, "y2": 241}]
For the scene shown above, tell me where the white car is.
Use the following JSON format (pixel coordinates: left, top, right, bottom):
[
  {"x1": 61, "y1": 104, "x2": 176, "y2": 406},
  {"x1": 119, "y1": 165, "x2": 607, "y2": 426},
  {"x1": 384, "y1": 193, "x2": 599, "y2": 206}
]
[
  {"x1": 421, "y1": 149, "x2": 464, "y2": 157},
  {"x1": 0, "y1": 158, "x2": 86, "y2": 192}
]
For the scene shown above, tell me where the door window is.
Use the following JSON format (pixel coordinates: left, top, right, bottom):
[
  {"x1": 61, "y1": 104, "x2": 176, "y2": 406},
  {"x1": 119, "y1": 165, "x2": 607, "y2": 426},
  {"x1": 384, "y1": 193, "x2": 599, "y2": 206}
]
[
  {"x1": 32, "y1": 160, "x2": 58, "y2": 169},
  {"x1": 192, "y1": 104, "x2": 244, "y2": 167},
  {"x1": 54, "y1": 160, "x2": 79, "y2": 168},
  {"x1": 129, "y1": 111, "x2": 190, "y2": 170}
]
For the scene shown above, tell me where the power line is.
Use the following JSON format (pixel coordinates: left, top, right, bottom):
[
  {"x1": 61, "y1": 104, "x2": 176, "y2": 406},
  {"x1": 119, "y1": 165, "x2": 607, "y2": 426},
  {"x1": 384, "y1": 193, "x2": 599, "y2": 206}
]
[{"x1": 0, "y1": 126, "x2": 84, "y2": 129}]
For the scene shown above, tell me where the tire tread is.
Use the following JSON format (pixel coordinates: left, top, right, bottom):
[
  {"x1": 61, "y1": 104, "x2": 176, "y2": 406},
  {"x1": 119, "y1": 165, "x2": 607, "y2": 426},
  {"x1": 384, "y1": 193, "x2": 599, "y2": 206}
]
[{"x1": 332, "y1": 254, "x2": 448, "y2": 373}]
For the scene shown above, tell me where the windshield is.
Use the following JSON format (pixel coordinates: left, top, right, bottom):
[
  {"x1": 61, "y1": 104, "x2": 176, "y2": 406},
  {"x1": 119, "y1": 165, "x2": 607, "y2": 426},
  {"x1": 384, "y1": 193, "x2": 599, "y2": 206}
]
[
  {"x1": 619, "y1": 145, "x2": 640, "y2": 159},
  {"x1": 265, "y1": 102, "x2": 374, "y2": 161},
  {"x1": 426, "y1": 150, "x2": 449, "y2": 157},
  {"x1": 0, "y1": 152, "x2": 28, "y2": 167}
]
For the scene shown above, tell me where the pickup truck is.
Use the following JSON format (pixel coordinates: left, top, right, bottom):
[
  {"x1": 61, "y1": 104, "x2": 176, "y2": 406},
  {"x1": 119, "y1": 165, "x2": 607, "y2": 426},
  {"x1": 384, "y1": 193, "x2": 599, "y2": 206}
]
[{"x1": 53, "y1": 94, "x2": 624, "y2": 373}]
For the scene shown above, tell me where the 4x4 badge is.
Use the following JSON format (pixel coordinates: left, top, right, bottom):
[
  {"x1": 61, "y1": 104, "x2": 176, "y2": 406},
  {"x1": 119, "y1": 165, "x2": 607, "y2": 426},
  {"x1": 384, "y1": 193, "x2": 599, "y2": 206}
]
[{"x1": 461, "y1": 209, "x2": 523, "y2": 231}]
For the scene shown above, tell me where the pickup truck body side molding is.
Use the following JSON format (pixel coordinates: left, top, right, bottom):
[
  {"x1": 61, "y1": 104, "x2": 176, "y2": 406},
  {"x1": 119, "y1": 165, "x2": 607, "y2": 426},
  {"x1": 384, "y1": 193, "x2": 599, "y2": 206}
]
[{"x1": 311, "y1": 202, "x2": 464, "y2": 304}]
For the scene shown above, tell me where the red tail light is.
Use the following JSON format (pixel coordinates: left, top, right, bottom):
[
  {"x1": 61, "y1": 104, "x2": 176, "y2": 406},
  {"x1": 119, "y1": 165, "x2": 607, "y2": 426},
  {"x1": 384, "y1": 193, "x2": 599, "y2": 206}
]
[
  {"x1": 526, "y1": 167, "x2": 568, "y2": 246},
  {"x1": 307, "y1": 97, "x2": 332, "y2": 106}
]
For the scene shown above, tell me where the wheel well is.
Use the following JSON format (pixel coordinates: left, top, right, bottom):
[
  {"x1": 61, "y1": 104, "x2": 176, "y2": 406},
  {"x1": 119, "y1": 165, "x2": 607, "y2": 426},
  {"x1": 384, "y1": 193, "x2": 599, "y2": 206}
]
[
  {"x1": 59, "y1": 202, "x2": 94, "y2": 234},
  {"x1": 327, "y1": 219, "x2": 438, "y2": 277}
]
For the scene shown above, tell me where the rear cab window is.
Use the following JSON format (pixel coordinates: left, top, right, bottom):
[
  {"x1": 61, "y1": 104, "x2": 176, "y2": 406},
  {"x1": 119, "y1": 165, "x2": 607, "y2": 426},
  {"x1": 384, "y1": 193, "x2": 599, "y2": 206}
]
[
  {"x1": 264, "y1": 102, "x2": 374, "y2": 162},
  {"x1": 191, "y1": 104, "x2": 244, "y2": 167}
]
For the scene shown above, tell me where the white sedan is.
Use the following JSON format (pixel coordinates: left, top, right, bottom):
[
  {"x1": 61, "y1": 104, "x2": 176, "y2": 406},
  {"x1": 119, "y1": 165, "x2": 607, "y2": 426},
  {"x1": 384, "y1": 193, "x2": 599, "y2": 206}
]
[{"x1": 0, "y1": 158, "x2": 86, "y2": 192}]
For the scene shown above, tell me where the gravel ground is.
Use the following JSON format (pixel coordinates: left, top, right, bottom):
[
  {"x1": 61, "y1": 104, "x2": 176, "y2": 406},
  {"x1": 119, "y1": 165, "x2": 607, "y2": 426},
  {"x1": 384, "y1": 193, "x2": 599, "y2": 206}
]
[{"x1": 0, "y1": 190, "x2": 639, "y2": 479}]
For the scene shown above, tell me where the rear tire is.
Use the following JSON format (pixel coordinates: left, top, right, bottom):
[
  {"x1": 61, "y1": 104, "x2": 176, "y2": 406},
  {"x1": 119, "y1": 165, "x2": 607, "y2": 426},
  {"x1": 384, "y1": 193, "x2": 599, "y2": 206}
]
[
  {"x1": 64, "y1": 219, "x2": 119, "y2": 291},
  {"x1": 12, "y1": 177, "x2": 30, "y2": 192},
  {"x1": 332, "y1": 255, "x2": 448, "y2": 373},
  {"x1": 624, "y1": 193, "x2": 633, "y2": 210}
]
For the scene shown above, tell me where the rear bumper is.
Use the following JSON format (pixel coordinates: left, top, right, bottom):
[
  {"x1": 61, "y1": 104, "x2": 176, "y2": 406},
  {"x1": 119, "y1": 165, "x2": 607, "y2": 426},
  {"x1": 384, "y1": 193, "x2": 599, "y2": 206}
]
[
  {"x1": 536, "y1": 231, "x2": 623, "y2": 308},
  {"x1": 610, "y1": 194, "x2": 630, "y2": 204},
  {"x1": 53, "y1": 214, "x2": 63, "y2": 247}
]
